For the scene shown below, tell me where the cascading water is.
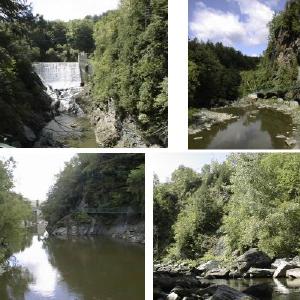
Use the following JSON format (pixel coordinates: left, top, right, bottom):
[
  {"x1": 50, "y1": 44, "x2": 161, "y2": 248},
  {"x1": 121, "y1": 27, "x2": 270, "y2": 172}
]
[{"x1": 33, "y1": 62, "x2": 97, "y2": 147}]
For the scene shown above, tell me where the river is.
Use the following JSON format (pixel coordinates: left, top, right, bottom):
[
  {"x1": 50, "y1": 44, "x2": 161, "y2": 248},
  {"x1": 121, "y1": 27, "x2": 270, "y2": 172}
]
[
  {"x1": 189, "y1": 106, "x2": 296, "y2": 149},
  {"x1": 0, "y1": 235, "x2": 145, "y2": 300},
  {"x1": 202, "y1": 278, "x2": 300, "y2": 299}
]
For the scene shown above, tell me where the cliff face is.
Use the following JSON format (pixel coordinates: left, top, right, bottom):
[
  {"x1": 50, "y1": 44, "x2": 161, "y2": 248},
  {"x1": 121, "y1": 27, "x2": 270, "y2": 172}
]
[{"x1": 264, "y1": 0, "x2": 300, "y2": 89}]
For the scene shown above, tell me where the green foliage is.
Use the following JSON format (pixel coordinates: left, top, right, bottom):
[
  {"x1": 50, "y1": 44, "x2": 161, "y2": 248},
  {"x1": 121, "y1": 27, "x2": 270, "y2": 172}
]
[
  {"x1": 41, "y1": 154, "x2": 145, "y2": 228},
  {"x1": 155, "y1": 154, "x2": 300, "y2": 261},
  {"x1": 0, "y1": 159, "x2": 32, "y2": 263},
  {"x1": 239, "y1": 1, "x2": 300, "y2": 96},
  {"x1": 92, "y1": 0, "x2": 168, "y2": 145},
  {"x1": 188, "y1": 39, "x2": 259, "y2": 108},
  {"x1": 223, "y1": 153, "x2": 300, "y2": 257}
]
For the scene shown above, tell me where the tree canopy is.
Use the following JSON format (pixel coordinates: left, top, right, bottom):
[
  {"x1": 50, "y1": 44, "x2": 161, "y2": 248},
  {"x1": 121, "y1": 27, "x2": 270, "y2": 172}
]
[
  {"x1": 41, "y1": 154, "x2": 145, "y2": 228},
  {"x1": 154, "y1": 153, "x2": 300, "y2": 261}
]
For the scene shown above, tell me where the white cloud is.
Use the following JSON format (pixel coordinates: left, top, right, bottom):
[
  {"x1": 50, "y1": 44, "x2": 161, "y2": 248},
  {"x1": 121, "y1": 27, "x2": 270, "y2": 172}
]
[
  {"x1": 189, "y1": 0, "x2": 274, "y2": 47},
  {"x1": 28, "y1": 0, "x2": 120, "y2": 21}
]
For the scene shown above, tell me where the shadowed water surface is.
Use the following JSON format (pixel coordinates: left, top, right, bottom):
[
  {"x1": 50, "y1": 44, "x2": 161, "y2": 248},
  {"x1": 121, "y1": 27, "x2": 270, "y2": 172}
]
[
  {"x1": 0, "y1": 235, "x2": 144, "y2": 300},
  {"x1": 189, "y1": 107, "x2": 295, "y2": 149},
  {"x1": 202, "y1": 278, "x2": 300, "y2": 300}
]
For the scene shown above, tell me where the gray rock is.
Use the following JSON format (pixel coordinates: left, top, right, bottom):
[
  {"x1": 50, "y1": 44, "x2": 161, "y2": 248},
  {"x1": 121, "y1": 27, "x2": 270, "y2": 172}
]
[
  {"x1": 272, "y1": 258, "x2": 289, "y2": 268},
  {"x1": 167, "y1": 292, "x2": 180, "y2": 300},
  {"x1": 236, "y1": 248, "x2": 272, "y2": 272},
  {"x1": 246, "y1": 268, "x2": 275, "y2": 278},
  {"x1": 23, "y1": 125, "x2": 37, "y2": 142},
  {"x1": 286, "y1": 268, "x2": 300, "y2": 278},
  {"x1": 291, "y1": 256, "x2": 300, "y2": 267},
  {"x1": 273, "y1": 262, "x2": 297, "y2": 278},
  {"x1": 196, "y1": 260, "x2": 220, "y2": 275},
  {"x1": 204, "y1": 268, "x2": 229, "y2": 279},
  {"x1": 210, "y1": 285, "x2": 254, "y2": 299},
  {"x1": 52, "y1": 227, "x2": 67, "y2": 236},
  {"x1": 243, "y1": 283, "x2": 272, "y2": 299},
  {"x1": 285, "y1": 138, "x2": 297, "y2": 147},
  {"x1": 248, "y1": 93, "x2": 258, "y2": 100},
  {"x1": 290, "y1": 101, "x2": 299, "y2": 108}
]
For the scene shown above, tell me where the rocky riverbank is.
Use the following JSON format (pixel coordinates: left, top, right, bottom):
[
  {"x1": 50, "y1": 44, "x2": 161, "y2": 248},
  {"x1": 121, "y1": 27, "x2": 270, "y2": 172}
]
[
  {"x1": 50, "y1": 214, "x2": 145, "y2": 244},
  {"x1": 154, "y1": 248, "x2": 300, "y2": 299}
]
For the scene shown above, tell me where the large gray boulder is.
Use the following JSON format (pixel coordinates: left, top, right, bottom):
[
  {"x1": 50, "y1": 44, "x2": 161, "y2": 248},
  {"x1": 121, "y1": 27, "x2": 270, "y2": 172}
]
[
  {"x1": 210, "y1": 285, "x2": 255, "y2": 299},
  {"x1": 273, "y1": 262, "x2": 297, "y2": 278},
  {"x1": 236, "y1": 248, "x2": 272, "y2": 272},
  {"x1": 204, "y1": 268, "x2": 229, "y2": 279},
  {"x1": 246, "y1": 268, "x2": 274, "y2": 278},
  {"x1": 196, "y1": 260, "x2": 220, "y2": 275},
  {"x1": 286, "y1": 268, "x2": 300, "y2": 278}
]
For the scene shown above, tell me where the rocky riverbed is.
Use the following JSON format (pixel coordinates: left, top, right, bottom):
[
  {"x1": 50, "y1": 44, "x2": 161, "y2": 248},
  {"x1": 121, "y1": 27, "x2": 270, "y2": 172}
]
[
  {"x1": 154, "y1": 248, "x2": 300, "y2": 299},
  {"x1": 189, "y1": 90, "x2": 300, "y2": 149}
]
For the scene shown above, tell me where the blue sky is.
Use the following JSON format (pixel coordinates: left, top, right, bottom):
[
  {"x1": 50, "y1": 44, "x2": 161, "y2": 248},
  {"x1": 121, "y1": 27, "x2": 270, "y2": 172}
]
[
  {"x1": 189, "y1": 0, "x2": 287, "y2": 56},
  {"x1": 152, "y1": 152, "x2": 229, "y2": 182}
]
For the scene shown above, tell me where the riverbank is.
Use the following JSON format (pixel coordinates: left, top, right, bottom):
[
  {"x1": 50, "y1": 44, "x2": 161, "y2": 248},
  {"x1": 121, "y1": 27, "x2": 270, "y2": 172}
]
[
  {"x1": 154, "y1": 248, "x2": 300, "y2": 299},
  {"x1": 189, "y1": 93, "x2": 300, "y2": 149},
  {"x1": 50, "y1": 213, "x2": 145, "y2": 244}
]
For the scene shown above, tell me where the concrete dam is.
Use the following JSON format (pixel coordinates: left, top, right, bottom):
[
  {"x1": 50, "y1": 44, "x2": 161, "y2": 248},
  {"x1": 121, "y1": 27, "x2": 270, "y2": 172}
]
[{"x1": 33, "y1": 62, "x2": 82, "y2": 90}]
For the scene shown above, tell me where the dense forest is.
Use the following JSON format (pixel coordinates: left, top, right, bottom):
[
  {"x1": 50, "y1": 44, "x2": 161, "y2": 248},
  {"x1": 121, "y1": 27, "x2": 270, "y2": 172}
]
[
  {"x1": 0, "y1": 0, "x2": 168, "y2": 146},
  {"x1": 0, "y1": 158, "x2": 32, "y2": 265},
  {"x1": 188, "y1": 41, "x2": 259, "y2": 108},
  {"x1": 189, "y1": 0, "x2": 300, "y2": 108},
  {"x1": 41, "y1": 153, "x2": 145, "y2": 228},
  {"x1": 154, "y1": 153, "x2": 300, "y2": 262}
]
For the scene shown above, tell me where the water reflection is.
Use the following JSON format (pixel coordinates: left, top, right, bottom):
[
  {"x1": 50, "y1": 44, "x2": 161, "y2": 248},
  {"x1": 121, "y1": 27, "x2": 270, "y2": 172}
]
[
  {"x1": 202, "y1": 278, "x2": 300, "y2": 299},
  {"x1": 189, "y1": 107, "x2": 294, "y2": 149},
  {"x1": 0, "y1": 236, "x2": 144, "y2": 300}
]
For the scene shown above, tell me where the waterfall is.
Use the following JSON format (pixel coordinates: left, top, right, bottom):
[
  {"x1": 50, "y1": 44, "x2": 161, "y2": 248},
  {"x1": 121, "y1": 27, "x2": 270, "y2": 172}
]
[{"x1": 33, "y1": 62, "x2": 82, "y2": 90}]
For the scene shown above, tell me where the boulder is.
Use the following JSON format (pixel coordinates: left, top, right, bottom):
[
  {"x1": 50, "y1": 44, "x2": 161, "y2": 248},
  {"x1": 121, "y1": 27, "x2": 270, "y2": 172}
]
[
  {"x1": 248, "y1": 93, "x2": 258, "y2": 100},
  {"x1": 196, "y1": 260, "x2": 220, "y2": 275},
  {"x1": 286, "y1": 268, "x2": 300, "y2": 278},
  {"x1": 236, "y1": 248, "x2": 272, "y2": 272},
  {"x1": 289, "y1": 101, "x2": 299, "y2": 108},
  {"x1": 243, "y1": 283, "x2": 273, "y2": 299},
  {"x1": 167, "y1": 292, "x2": 180, "y2": 300},
  {"x1": 273, "y1": 262, "x2": 297, "y2": 278},
  {"x1": 23, "y1": 125, "x2": 37, "y2": 142},
  {"x1": 246, "y1": 268, "x2": 274, "y2": 278},
  {"x1": 291, "y1": 256, "x2": 300, "y2": 267},
  {"x1": 209, "y1": 285, "x2": 255, "y2": 299},
  {"x1": 52, "y1": 227, "x2": 67, "y2": 236},
  {"x1": 204, "y1": 268, "x2": 229, "y2": 279}
]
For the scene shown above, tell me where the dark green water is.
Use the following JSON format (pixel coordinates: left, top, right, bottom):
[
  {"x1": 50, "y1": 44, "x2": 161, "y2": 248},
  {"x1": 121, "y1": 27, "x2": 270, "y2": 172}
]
[
  {"x1": 202, "y1": 278, "x2": 300, "y2": 299},
  {"x1": 189, "y1": 107, "x2": 295, "y2": 149},
  {"x1": 0, "y1": 235, "x2": 144, "y2": 300}
]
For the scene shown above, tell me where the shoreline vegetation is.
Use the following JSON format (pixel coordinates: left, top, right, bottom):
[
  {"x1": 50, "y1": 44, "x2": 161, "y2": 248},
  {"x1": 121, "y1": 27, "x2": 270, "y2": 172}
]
[
  {"x1": 154, "y1": 153, "x2": 300, "y2": 299},
  {"x1": 188, "y1": 0, "x2": 300, "y2": 149},
  {"x1": 0, "y1": 0, "x2": 168, "y2": 148}
]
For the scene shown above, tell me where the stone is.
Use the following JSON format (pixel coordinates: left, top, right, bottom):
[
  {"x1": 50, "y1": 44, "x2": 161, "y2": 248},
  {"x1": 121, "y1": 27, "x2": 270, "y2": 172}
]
[
  {"x1": 285, "y1": 138, "x2": 297, "y2": 147},
  {"x1": 272, "y1": 258, "x2": 289, "y2": 268},
  {"x1": 167, "y1": 292, "x2": 180, "y2": 300},
  {"x1": 273, "y1": 262, "x2": 297, "y2": 278},
  {"x1": 291, "y1": 256, "x2": 300, "y2": 267},
  {"x1": 248, "y1": 93, "x2": 258, "y2": 100},
  {"x1": 243, "y1": 283, "x2": 273, "y2": 299},
  {"x1": 236, "y1": 248, "x2": 272, "y2": 273},
  {"x1": 246, "y1": 268, "x2": 275, "y2": 278},
  {"x1": 210, "y1": 285, "x2": 255, "y2": 299},
  {"x1": 196, "y1": 260, "x2": 220, "y2": 275},
  {"x1": 276, "y1": 134, "x2": 286, "y2": 139},
  {"x1": 289, "y1": 101, "x2": 299, "y2": 108},
  {"x1": 286, "y1": 268, "x2": 300, "y2": 278},
  {"x1": 23, "y1": 125, "x2": 37, "y2": 142},
  {"x1": 52, "y1": 227, "x2": 67, "y2": 236},
  {"x1": 204, "y1": 268, "x2": 229, "y2": 279}
]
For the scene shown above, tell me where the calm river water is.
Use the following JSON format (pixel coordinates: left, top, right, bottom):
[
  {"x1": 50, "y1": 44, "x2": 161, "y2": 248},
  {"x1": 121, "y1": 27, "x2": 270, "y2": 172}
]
[
  {"x1": 189, "y1": 107, "x2": 295, "y2": 149},
  {"x1": 0, "y1": 235, "x2": 144, "y2": 300},
  {"x1": 203, "y1": 278, "x2": 300, "y2": 299}
]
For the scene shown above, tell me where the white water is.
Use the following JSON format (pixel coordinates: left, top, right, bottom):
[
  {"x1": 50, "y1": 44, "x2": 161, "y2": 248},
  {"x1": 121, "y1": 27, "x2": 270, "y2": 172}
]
[{"x1": 33, "y1": 62, "x2": 81, "y2": 90}]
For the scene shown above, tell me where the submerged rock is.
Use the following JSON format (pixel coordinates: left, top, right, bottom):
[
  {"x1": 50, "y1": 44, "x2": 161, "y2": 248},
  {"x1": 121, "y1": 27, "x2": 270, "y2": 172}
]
[{"x1": 243, "y1": 283, "x2": 273, "y2": 299}]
